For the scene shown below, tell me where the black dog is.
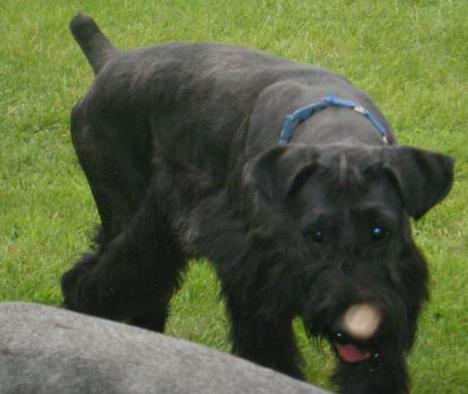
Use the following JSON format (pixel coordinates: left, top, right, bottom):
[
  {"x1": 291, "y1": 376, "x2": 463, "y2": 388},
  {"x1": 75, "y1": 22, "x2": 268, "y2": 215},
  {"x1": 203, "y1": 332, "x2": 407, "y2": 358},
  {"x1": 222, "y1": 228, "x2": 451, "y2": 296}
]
[{"x1": 62, "y1": 14, "x2": 454, "y2": 394}]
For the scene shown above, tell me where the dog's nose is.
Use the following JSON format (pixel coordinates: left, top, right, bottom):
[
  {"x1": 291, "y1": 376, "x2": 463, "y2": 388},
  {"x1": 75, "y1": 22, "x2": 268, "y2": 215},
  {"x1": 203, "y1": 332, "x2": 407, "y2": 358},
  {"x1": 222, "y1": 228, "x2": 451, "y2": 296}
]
[{"x1": 341, "y1": 303, "x2": 382, "y2": 341}]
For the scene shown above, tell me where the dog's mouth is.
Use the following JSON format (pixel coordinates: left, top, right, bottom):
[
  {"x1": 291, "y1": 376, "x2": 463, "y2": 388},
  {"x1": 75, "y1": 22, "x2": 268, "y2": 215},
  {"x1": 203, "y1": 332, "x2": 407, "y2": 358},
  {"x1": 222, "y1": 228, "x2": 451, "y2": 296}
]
[
  {"x1": 333, "y1": 340, "x2": 373, "y2": 363},
  {"x1": 306, "y1": 302, "x2": 384, "y2": 363}
]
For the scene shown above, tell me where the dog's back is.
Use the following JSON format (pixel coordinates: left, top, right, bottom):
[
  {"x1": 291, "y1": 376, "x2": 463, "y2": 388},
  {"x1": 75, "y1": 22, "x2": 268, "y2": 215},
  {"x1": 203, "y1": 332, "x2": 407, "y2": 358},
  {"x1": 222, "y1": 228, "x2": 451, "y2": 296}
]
[{"x1": 69, "y1": 14, "x2": 364, "y2": 175}]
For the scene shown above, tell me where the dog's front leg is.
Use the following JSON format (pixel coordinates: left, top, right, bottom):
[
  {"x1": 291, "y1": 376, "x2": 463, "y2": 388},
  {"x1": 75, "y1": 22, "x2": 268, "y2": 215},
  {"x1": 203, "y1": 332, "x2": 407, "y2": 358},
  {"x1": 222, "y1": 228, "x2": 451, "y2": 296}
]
[
  {"x1": 224, "y1": 292, "x2": 304, "y2": 379},
  {"x1": 195, "y1": 191, "x2": 304, "y2": 378},
  {"x1": 333, "y1": 349, "x2": 409, "y2": 394}
]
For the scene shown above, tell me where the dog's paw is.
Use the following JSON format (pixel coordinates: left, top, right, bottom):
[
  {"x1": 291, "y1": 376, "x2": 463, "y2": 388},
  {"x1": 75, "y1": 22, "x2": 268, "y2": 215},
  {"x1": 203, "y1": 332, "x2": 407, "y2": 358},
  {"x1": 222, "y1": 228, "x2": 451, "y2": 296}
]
[{"x1": 61, "y1": 253, "x2": 100, "y2": 312}]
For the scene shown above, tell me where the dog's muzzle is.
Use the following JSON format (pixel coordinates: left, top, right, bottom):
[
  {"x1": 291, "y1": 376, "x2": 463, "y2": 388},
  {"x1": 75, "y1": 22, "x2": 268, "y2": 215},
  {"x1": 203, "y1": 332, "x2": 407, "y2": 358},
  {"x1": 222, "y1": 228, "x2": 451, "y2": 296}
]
[{"x1": 333, "y1": 303, "x2": 382, "y2": 363}]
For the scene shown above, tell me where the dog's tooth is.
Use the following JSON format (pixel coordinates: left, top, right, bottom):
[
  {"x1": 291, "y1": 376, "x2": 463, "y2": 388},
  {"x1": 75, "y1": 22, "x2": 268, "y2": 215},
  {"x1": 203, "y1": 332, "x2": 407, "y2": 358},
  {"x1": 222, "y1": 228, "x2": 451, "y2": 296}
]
[{"x1": 342, "y1": 304, "x2": 381, "y2": 340}]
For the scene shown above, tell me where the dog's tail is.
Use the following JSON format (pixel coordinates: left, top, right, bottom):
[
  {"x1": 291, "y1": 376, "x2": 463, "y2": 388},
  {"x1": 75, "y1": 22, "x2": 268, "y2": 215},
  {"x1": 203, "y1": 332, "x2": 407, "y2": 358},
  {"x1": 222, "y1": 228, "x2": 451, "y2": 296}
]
[{"x1": 70, "y1": 13, "x2": 118, "y2": 75}]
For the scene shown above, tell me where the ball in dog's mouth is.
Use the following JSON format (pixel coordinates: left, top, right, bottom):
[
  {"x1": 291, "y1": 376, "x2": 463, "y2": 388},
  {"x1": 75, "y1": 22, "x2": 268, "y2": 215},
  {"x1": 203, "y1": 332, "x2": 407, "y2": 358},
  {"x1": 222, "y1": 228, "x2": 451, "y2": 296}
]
[
  {"x1": 333, "y1": 303, "x2": 382, "y2": 363},
  {"x1": 342, "y1": 303, "x2": 382, "y2": 340}
]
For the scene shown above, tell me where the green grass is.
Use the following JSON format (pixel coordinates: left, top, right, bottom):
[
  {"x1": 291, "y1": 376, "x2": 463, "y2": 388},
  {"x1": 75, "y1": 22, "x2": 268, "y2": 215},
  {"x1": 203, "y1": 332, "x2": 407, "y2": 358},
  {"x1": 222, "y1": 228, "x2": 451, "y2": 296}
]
[{"x1": 1, "y1": 0, "x2": 467, "y2": 392}]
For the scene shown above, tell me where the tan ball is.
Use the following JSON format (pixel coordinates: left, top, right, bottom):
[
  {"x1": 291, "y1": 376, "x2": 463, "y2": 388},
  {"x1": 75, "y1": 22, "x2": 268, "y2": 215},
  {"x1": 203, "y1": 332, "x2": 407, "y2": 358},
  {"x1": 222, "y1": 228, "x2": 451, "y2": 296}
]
[{"x1": 342, "y1": 303, "x2": 382, "y2": 341}]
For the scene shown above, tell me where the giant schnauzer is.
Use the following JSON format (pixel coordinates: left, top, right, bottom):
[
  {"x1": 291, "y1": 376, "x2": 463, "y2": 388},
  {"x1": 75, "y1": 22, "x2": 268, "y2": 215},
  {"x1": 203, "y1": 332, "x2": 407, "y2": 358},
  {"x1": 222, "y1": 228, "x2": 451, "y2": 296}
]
[{"x1": 62, "y1": 14, "x2": 454, "y2": 394}]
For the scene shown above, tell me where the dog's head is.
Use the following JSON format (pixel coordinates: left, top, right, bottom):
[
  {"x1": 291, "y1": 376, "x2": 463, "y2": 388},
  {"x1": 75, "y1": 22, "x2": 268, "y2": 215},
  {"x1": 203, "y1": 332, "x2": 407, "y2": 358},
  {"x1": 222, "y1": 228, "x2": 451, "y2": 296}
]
[{"x1": 243, "y1": 143, "x2": 454, "y2": 363}]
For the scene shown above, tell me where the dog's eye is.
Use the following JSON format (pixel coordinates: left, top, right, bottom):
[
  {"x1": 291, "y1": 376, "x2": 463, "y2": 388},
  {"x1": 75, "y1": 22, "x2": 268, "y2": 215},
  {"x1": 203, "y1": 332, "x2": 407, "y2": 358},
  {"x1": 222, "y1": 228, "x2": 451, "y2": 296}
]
[
  {"x1": 371, "y1": 226, "x2": 388, "y2": 241},
  {"x1": 311, "y1": 228, "x2": 325, "y2": 243}
]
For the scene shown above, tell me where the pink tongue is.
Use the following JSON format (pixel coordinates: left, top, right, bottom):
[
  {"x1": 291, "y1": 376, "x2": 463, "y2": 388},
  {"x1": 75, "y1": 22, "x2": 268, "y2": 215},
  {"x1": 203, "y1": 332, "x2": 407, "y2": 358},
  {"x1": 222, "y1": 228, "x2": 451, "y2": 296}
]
[{"x1": 335, "y1": 343, "x2": 372, "y2": 363}]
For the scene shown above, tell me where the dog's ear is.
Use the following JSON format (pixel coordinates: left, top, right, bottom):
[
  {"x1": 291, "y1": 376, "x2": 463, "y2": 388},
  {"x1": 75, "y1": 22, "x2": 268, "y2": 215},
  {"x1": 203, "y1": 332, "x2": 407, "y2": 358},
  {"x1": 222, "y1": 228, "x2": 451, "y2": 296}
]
[
  {"x1": 244, "y1": 144, "x2": 320, "y2": 201},
  {"x1": 382, "y1": 146, "x2": 454, "y2": 219}
]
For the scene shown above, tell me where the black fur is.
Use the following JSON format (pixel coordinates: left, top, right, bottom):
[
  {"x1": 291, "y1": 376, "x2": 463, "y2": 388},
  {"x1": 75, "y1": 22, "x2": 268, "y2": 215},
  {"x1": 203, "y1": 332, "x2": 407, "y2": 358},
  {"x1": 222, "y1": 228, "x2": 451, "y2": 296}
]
[{"x1": 62, "y1": 14, "x2": 454, "y2": 394}]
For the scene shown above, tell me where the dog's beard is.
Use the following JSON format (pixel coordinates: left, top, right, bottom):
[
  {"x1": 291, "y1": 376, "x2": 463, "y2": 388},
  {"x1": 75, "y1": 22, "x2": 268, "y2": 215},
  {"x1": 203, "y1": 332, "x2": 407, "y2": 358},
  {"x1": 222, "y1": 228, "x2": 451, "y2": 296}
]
[{"x1": 301, "y1": 269, "x2": 407, "y2": 365}]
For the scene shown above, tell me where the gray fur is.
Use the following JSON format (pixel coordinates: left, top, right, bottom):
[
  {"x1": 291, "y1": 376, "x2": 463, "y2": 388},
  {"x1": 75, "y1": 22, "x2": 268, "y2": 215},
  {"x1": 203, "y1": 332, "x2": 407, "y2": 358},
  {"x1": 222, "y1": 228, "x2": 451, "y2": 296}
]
[{"x1": 0, "y1": 302, "x2": 330, "y2": 394}]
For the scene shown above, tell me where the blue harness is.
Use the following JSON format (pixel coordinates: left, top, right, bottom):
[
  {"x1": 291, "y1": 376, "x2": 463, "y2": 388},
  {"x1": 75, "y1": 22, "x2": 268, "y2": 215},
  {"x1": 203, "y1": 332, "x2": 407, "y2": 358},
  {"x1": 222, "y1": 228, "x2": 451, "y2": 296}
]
[{"x1": 278, "y1": 96, "x2": 390, "y2": 145}]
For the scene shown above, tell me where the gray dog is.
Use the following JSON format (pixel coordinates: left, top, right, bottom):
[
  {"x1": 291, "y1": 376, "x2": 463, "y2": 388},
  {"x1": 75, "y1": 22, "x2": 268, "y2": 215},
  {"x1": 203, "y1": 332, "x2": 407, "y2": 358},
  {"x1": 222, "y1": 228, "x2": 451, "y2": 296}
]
[
  {"x1": 0, "y1": 302, "x2": 329, "y2": 394},
  {"x1": 62, "y1": 14, "x2": 454, "y2": 394}
]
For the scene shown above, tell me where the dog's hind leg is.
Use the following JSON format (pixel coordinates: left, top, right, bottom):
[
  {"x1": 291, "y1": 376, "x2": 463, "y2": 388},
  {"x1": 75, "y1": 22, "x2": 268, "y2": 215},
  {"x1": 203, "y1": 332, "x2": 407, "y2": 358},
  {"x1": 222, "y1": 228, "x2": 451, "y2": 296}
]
[
  {"x1": 62, "y1": 105, "x2": 186, "y2": 331},
  {"x1": 69, "y1": 104, "x2": 153, "y2": 244},
  {"x1": 62, "y1": 188, "x2": 187, "y2": 331},
  {"x1": 61, "y1": 103, "x2": 148, "y2": 304}
]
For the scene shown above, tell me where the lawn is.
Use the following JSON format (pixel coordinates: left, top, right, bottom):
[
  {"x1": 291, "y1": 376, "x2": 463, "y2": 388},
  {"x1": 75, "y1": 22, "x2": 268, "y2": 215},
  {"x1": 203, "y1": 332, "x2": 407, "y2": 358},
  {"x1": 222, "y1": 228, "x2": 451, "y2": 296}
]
[{"x1": 1, "y1": 0, "x2": 467, "y2": 392}]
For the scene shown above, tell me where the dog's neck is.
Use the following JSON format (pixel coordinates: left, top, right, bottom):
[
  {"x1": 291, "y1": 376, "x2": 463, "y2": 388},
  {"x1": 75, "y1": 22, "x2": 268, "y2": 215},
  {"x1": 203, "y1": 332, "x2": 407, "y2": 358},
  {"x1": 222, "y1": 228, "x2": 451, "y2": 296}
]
[
  {"x1": 290, "y1": 108, "x2": 392, "y2": 149},
  {"x1": 243, "y1": 88, "x2": 395, "y2": 161},
  {"x1": 278, "y1": 96, "x2": 390, "y2": 146}
]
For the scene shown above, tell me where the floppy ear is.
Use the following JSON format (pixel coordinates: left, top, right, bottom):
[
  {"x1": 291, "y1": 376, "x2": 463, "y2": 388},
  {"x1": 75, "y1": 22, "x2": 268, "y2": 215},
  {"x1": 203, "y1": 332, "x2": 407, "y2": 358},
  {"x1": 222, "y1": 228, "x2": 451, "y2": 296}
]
[
  {"x1": 382, "y1": 146, "x2": 454, "y2": 219},
  {"x1": 243, "y1": 144, "x2": 320, "y2": 201}
]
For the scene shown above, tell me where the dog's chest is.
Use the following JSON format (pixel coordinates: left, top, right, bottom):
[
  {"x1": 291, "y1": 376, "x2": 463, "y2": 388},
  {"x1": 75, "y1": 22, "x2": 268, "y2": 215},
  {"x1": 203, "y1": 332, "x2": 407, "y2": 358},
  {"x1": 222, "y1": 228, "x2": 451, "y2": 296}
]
[{"x1": 171, "y1": 210, "x2": 203, "y2": 255}]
